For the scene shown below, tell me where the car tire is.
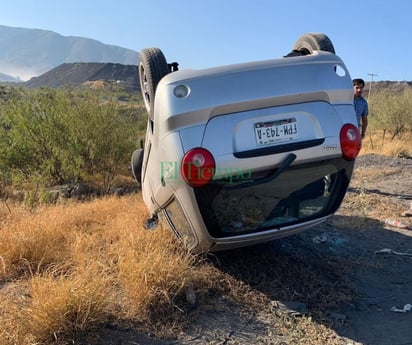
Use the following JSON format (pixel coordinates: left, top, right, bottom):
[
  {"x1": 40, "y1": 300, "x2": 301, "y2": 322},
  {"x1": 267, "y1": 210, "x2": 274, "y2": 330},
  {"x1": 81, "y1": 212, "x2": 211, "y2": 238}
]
[
  {"x1": 292, "y1": 32, "x2": 335, "y2": 55},
  {"x1": 138, "y1": 48, "x2": 170, "y2": 119},
  {"x1": 131, "y1": 149, "x2": 144, "y2": 184}
]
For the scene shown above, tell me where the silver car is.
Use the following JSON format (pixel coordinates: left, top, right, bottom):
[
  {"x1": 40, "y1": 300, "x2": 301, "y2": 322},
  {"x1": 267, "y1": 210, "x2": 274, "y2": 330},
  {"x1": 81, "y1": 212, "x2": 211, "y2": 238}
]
[{"x1": 131, "y1": 33, "x2": 361, "y2": 253}]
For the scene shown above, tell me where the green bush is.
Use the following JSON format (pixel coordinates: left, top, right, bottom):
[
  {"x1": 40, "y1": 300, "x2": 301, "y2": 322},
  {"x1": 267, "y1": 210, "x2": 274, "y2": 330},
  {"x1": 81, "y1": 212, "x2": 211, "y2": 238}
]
[{"x1": 0, "y1": 87, "x2": 145, "y2": 195}]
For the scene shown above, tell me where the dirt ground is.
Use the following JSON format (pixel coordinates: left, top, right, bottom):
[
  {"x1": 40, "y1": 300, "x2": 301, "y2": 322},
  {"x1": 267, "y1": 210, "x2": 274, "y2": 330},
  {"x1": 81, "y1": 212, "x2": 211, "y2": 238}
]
[
  {"x1": 328, "y1": 154, "x2": 412, "y2": 345},
  {"x1": 88, "y1": 154, "x2": 412, "y2": 345}
]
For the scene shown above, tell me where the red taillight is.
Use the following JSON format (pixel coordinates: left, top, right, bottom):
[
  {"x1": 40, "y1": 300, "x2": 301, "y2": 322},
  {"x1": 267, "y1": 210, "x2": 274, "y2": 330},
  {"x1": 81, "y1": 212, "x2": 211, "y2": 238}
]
[
  {"x1": 340, "y1": 124, "x2": 362, "y2": 160},
  {"x1": 181, "y1": 148, "x2": 215, "y2": 187}
]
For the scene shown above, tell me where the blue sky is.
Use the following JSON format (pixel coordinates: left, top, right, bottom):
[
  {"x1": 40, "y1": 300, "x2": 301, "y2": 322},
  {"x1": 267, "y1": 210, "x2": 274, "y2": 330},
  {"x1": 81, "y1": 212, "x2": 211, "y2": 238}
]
[{"x1": 1, "y1": 0, "x2": 411, "y2": 81}]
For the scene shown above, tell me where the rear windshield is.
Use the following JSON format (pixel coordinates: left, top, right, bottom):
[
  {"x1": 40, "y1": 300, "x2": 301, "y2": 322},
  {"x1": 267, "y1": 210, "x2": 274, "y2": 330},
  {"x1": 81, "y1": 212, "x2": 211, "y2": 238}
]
[{"x1": 194, "y1": 158, "x2": 352, "y2": 238}]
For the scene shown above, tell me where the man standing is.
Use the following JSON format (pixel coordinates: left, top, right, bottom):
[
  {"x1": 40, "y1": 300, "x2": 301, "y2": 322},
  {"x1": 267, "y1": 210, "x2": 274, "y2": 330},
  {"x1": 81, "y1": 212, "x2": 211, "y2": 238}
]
[{"x1": 353, "y1": 78, "x2": 369, "y2": 139}]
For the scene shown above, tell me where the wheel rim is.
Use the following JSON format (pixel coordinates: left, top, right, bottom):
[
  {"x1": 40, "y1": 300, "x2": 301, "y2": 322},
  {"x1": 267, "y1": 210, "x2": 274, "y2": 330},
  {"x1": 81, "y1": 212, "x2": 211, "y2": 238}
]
[{"x1": 139, "y1": 63, "x2": 152, "y2": 114}]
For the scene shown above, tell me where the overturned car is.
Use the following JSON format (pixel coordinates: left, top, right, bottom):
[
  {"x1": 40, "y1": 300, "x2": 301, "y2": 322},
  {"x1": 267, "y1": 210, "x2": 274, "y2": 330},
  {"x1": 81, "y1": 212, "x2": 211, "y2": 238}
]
[{"x1": 131, "y1": 32, "x2": 361, "y2": 253}]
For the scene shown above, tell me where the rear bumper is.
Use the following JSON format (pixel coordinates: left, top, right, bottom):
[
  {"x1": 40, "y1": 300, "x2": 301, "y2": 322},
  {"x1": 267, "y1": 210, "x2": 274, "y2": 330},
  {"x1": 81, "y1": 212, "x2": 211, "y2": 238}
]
[{"x1": 206, "y1": 215, "x2": 331, "y2": 252}]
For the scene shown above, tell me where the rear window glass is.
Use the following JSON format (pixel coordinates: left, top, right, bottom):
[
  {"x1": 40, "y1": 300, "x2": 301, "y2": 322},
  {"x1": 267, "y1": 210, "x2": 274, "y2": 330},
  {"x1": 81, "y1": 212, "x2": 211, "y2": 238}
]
[{"x1": 194, "y1": 159, "x2": 351, "y2": 238}]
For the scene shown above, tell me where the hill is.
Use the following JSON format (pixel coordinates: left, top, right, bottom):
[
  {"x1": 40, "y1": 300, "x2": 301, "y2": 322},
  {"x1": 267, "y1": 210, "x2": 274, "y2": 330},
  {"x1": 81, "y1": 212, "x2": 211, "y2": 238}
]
[
  {"x1": 0, "y1": 25, "x2": 139, "y2": 81},
  {"x1": 24, "y1": 62, "x2": 139, "y2": 91},
  {"x1": 364, "y1": 80, "x2": 412, "y2": 95}
]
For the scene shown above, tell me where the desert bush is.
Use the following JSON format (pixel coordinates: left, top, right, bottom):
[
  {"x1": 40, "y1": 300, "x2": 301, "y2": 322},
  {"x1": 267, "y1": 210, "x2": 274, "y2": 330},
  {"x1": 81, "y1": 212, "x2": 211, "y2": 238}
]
[
  {"x1": 0, "y1": 87, "x2": 145, "y2": 197},
  {"x1": 368, "y1": 89, "x2": 412, "y2": 139}
]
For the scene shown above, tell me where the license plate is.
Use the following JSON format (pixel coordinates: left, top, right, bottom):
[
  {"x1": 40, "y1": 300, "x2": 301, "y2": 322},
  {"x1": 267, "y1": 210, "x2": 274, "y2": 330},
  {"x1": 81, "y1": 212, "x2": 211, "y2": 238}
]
[{"x1": 254, "y1": 117, "x2": 298, "y2": 145}]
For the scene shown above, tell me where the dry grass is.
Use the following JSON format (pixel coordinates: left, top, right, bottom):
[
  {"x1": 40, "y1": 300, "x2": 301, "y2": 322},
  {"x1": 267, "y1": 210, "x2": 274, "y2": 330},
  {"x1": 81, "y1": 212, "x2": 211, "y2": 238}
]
[
  {"x1": 0, "y1": 195, "x2": 217, "y2": 344},
  {"x1": 361, "y1": 130, "x2": 412, "y2": 157}
]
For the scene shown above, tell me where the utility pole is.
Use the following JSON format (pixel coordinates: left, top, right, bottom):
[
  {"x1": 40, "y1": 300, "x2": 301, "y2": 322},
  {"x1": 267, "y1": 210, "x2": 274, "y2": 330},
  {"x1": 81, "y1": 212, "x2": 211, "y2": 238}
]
[{"x1": 367, "y1": 73, "x2": 378, "y2": 100}]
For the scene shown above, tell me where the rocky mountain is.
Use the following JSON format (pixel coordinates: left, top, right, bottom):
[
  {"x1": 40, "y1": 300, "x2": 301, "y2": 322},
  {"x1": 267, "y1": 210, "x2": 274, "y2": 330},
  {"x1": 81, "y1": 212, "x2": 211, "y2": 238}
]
[
  {"x1": 24, "y1": 62, "x2": 139, "y2": 91},
  {"x1": 0, "y1": 25, "x2": 139, "y2": 81}
]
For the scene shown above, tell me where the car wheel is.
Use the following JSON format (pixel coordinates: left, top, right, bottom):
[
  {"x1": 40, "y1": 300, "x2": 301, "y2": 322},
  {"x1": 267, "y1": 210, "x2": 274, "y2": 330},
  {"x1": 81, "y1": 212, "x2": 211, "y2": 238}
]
[
  {"x1": 131, "y1": 149, "x2": 144, "y2": 184},
  {"x1": 292, "y1": 32, "x2": 335, "y2": 55},
  {"x1": 138, "y1": 48, "x2": 170, "y2": 119}
]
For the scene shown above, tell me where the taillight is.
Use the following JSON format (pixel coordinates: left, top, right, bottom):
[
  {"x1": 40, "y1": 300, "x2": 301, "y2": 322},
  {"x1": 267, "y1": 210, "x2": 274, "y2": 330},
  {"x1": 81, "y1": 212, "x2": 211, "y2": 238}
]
[
  {"x1": 181, "y1": 148, "x2": 215, "y2": 187},
  {"x1": 340, "y1": 124, "x2": 361, "y2": 160}
]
